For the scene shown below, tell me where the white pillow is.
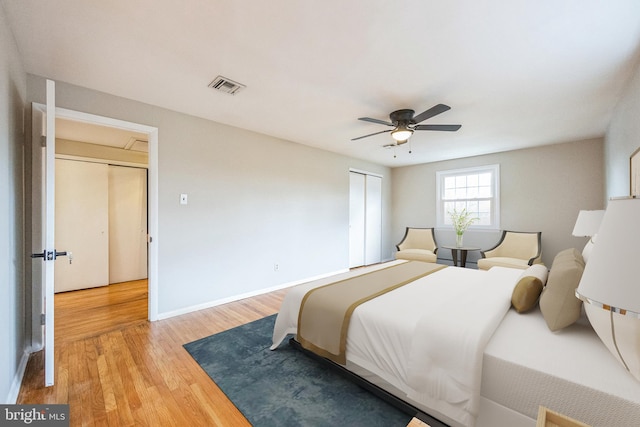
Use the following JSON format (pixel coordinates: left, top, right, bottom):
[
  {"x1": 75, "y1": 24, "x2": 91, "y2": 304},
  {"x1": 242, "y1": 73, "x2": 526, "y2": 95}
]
[{"x1": 519, "y1": 264, "x2": 548, "y2": 285}]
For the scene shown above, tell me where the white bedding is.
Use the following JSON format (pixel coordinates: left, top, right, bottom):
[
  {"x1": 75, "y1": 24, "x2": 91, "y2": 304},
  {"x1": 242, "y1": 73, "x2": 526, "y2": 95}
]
[
  {"x1": 271, "y1": 261, "x2": 523, "y2": 427},
  {"x1": 270, "y1": 260, "x2": 406, "y2": 350}
]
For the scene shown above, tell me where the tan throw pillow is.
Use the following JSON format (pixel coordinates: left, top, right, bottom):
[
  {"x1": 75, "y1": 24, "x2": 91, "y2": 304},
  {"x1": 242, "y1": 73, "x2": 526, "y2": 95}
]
[
  {"x1": 512, "y1": 264, "x2": 548, "y2": 313},
  {"x1": 539, "y1": 248, "x2": 585, "y2": 331}
]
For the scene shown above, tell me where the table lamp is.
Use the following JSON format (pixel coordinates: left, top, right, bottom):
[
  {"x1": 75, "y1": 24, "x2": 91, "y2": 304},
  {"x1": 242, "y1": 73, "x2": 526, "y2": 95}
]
[
  {"x1": 571, "y1": 210, "x2": 605, "y2": 240},
  {"x1": 575, "y1": 197, "x2": 640, "y2": 381},
  {"x1": 572, "y1": 209, "x2": 605, "y2": 262}
]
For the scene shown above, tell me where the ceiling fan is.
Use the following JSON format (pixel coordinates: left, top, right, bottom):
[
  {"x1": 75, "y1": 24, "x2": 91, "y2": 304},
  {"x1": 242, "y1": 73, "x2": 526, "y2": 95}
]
[{"x1": 351, "y1": 104, "x2": 461, "y2": 148}]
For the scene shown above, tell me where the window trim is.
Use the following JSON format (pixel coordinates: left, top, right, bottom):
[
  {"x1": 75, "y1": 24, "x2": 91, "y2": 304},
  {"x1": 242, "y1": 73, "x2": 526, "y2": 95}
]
[{"x1": 436, "y1": 164, "x2": 500, "y2": 230}]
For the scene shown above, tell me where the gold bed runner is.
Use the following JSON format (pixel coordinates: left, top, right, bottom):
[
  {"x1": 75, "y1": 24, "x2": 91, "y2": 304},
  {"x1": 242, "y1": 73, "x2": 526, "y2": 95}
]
[{"x1": 297, "y1": 261, "x2": 445, "y2": 364}]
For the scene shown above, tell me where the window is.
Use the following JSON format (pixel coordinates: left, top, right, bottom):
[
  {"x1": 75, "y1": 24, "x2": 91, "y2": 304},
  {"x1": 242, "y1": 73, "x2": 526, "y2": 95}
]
[{"x1": 436, "y1": 164, "x2": 500, "y2": 229}]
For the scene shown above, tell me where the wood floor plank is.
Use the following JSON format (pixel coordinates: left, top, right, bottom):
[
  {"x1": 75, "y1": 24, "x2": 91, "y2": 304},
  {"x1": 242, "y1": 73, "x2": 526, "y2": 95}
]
[
  {"x1": 84, "y1": 338, "x2": 108, "y2": 426},
  {"x1": 18, "y1": 280, "x2": 287, "y2": 426}
]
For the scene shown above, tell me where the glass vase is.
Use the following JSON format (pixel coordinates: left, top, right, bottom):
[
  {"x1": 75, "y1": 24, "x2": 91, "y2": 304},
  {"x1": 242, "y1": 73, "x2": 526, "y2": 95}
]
[{"x1": 456, "y1": 233, "x2": 464, "y2": 248}]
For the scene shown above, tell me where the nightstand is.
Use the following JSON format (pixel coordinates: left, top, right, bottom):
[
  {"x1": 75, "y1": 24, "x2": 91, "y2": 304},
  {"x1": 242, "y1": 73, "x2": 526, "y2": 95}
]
[
  {"x1": 406, "y1": 417, "x2": 430, "y2": 427},
  {"x1": 536, "y1": 406, "x2": 590, "y2": 427}
]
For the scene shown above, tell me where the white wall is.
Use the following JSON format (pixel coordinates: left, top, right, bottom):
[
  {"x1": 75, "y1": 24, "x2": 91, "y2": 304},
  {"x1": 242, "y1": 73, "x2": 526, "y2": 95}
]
[
  {"x1": 391, "y1": 138, "x2": 604, "y2": 267},
  {"x1": 25, "y1": 76, "x2": 392, "y2": 317},
  {"x1": 0, "y1": 3, "x2": 27, "y2": 403},
  {"x1": 606, "y1": 59, "x2": 640, "y2": 199}
]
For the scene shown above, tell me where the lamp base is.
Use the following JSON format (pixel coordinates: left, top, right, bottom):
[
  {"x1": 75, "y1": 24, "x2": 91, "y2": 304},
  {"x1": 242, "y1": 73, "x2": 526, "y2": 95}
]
[{"x1": 585, "y1": 303, "x2": 640, "y2": 382}]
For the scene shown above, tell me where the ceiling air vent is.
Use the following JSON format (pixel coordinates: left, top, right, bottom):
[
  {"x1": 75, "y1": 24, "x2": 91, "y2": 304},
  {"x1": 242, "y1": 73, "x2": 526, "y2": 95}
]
[{"x1": 208, "y1": 76, "x2": 246, "y2": 95}]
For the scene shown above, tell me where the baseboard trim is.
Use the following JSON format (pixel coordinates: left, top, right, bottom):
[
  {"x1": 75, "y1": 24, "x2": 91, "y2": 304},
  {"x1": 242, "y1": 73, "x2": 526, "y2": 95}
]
[
  {"x1": 156, "y1": 268, "x2": 349, "y2": 321},
  {"x1": 6, "y1": 350, "x2": 31, "y2": 404}
]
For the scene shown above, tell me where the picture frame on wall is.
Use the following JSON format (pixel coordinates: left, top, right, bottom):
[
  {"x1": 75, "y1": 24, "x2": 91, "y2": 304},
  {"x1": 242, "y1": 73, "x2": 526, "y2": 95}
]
[{"x1": 632, "y1": 147, "x2": 640, "y2": 197}]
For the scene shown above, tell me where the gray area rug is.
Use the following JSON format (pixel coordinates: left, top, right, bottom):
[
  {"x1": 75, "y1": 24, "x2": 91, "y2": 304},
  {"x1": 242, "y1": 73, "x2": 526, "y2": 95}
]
[{"x1": 184, "y1": 315, "x2": 413, "y2": 427}]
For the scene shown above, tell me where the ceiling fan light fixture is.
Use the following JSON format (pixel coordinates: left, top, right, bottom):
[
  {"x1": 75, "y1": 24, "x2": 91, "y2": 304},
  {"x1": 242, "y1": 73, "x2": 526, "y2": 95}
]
[{"x1": 391, "y1": 127, "x2": 413, "y2": 142}]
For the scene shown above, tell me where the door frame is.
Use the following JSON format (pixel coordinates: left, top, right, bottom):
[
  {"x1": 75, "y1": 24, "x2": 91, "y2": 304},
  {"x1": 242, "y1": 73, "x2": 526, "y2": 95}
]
[{"x1": 31, "y1": 104, "x2": 159, "y2": 335}]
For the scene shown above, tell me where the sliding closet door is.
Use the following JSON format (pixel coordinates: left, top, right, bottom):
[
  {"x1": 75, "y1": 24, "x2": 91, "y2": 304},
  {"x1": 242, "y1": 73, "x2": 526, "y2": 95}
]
[
  {"x1": 349, "y1": 171, "x2": 382, "y2": 268},
  {"x1": 349, "y1": 172, "x2": 366, "y2": 268},
  {"x1": 108, "y1": 165, "x2": 148, "y2": 284},
  {"x1": 364, "y1": 174, "x2": 382, "y2": 265},
  {"x1": 54, "y1": 159, "x2": 109, "y2": 292}
]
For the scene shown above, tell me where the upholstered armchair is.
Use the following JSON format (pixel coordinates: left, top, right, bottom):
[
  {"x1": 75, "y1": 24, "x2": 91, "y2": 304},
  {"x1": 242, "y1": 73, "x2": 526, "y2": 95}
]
[
  {"x1": 477, "y1": 230, "x2": 543, "y2": 270},
  {"x1": 395, "y1": 227, "x2": 438, "y2": 263}
]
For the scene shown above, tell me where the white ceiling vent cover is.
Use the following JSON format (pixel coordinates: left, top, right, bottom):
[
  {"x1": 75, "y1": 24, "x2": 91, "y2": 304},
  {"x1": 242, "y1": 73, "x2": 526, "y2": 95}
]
[{"x1": 208, "y1": 76, "x2": 246, "y2": 95}]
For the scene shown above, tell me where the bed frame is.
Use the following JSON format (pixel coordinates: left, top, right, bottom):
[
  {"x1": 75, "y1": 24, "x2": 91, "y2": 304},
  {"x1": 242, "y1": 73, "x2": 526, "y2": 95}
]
[{"x1": 289, "y1": 338, "x2": 450, "y2": 427}]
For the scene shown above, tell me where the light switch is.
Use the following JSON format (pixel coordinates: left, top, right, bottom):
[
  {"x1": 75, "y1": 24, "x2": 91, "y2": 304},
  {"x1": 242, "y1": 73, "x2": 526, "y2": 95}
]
[{"x1": 180, "y1": 193, "x2": 188, "y2": 205}]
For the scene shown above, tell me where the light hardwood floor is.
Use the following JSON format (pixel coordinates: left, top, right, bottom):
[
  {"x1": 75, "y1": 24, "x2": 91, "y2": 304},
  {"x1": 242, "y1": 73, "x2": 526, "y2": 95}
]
[{"x1": 18, "y1": 280, "x2": 287, "y2": 426}]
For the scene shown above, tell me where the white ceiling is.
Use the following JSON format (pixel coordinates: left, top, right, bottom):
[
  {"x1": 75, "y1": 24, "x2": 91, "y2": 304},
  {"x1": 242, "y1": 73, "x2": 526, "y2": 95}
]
[{"x1": 4, "y1": 1, "x2": 640, "y2": 167}]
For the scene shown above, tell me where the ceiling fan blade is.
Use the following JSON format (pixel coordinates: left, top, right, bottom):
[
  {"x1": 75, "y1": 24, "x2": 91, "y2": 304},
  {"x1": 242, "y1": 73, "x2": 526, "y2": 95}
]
[
  {"x1": 414, "y1": 124, "x2": 461, "y2": 132},
  {"x1": 412, "y1": 104, "x2": 451, "y2": 124},
  {"x1": 358, "y1": 117, "x2": 394, "y2": 126},
  {"x1": 351, "y1": 129, "x2": 392, "y2": 141}
]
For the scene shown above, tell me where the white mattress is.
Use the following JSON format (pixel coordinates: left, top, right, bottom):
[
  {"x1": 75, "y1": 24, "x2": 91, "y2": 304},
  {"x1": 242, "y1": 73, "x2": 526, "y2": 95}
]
[{"x1": 481, "y1": 308, "x2": 640, "y2": 427}]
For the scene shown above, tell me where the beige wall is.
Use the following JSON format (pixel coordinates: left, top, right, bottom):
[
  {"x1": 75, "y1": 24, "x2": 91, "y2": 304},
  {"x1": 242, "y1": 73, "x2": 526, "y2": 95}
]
[
  {"x1": 391, "y1": 138, "x2": 605, "y2": 267},
  {"x1": 606, "y1": 58, "x2": 640, "y2": 199},
  {"x1": 25, "y1": 75, "x2": 392, "y2": 317},
  {"x1": 0, "y1": 4, "x2": 27, "y2": 403}
]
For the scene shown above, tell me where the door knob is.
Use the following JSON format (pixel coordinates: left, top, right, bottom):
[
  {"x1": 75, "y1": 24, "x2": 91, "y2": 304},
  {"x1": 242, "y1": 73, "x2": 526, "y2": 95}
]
[{"x1": 30, "y1": 249, "x2": 70, "y2": 262}]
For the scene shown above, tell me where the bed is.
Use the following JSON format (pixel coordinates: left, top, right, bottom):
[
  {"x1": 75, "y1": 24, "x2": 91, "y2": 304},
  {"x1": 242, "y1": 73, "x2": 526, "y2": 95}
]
[{"x1": 270, "y1": 258, "x2": 640, "y2": 427}]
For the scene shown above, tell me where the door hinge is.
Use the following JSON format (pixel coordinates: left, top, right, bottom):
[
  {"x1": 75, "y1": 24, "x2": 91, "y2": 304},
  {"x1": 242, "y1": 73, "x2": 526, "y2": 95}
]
[
  {"x1": 41, "y1": 313, "x2": 46, "y2": 326},
  {"x1": 40, "y1": 135, "x2": 46, "y2": 147}
]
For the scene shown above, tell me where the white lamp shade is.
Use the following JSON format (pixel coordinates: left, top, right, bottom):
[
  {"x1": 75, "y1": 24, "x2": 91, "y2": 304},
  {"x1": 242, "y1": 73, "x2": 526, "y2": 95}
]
[
  {"x1": 391, "y1": 128, "x2": 413, "y2": 141},
  {"x1": 572, "y1": 209, "x2": 605, "y2": 237},
  {"x1": 576, "y1": 198, "x2": 640, "y2": 315}
]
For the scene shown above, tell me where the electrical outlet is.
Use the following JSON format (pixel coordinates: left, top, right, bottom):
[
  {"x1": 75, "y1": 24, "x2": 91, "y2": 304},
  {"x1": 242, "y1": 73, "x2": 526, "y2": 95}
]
[{"x1": 274, "y1": 264, "x2": 279, "y2": 271}]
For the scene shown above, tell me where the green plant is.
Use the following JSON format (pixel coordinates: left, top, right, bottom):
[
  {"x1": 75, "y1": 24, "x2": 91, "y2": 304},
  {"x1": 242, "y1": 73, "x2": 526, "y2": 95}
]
[{"x1": 448, "y1": 207, "x2": 478, "y2": 235}]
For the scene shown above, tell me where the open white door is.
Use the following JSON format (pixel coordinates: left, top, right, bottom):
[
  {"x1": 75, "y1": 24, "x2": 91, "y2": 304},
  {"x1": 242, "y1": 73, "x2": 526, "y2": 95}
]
[{"x1": 31, "y1": 79, "x2": 66, "y2": 386}]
